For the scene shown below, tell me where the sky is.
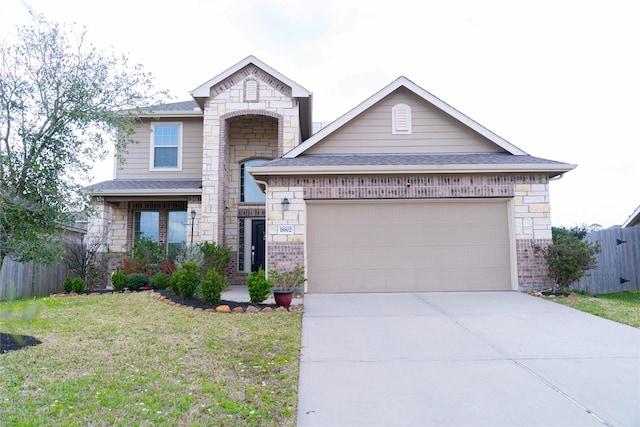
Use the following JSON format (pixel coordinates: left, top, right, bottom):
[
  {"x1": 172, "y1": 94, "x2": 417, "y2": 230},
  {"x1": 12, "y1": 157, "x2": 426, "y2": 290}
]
[{"x1": 1, "y1": 0, "x2": 638, "y2": 228}]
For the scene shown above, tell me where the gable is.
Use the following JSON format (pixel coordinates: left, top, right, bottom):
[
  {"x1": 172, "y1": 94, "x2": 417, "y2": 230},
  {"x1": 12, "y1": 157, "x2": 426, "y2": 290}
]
[{"x1": 306, "y1": 87, "x2": 504, "y2": 155}]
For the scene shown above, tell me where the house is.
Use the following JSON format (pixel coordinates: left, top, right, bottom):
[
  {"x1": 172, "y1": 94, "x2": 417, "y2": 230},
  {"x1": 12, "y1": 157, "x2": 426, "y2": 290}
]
[
  {"x1": 85, "y1": 55, "x2": 575, "y2": 292},
  {"x1": 622, "y1": 205, "x2": 640, "y2": 228}
]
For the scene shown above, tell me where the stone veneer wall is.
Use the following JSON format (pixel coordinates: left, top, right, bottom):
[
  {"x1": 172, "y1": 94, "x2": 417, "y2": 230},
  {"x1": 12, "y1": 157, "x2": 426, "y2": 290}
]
[
  {"x1": 200, "y1": 65, "x2": 301, "y2": 250},
  {"x1": 266, "y1": 173, "x2": 555, "y2": 288}
]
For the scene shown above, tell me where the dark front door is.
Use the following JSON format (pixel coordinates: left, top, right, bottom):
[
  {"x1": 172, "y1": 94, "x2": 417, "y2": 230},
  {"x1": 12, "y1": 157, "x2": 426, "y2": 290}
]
[{"x1": 251, "y1": 219, "x2": 266, "y2": 272}]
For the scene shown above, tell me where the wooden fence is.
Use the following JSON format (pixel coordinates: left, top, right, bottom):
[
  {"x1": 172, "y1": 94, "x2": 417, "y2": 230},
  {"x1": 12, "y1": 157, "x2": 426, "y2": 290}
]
[
  {"x1": 572, "y1": 226, "x2": 640, "y2": 294},
  {"x1": 0, "y1": 257, "x2": 67, "y2": 300}
]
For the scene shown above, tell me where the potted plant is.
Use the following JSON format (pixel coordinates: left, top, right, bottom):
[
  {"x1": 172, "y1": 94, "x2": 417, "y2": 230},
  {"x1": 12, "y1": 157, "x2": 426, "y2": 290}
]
[{"x1": 268, "y1": 263, "x2": 306, "y2": 307}]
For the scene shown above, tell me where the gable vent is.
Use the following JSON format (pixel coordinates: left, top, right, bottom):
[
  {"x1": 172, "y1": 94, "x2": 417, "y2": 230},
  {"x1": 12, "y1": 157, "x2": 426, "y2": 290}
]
[
  {"x1": 245, "y1": 80, "x2": 258, "y2": 102},
  {"x1": 392, "y1": 103, "x2": 412, "y2": 134}
]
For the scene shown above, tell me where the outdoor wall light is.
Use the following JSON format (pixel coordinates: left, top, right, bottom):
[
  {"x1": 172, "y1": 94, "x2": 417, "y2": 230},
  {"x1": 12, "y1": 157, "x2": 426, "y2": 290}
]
[{"x1": 281, "y1": 197, "x2": 290, "y2": 211}]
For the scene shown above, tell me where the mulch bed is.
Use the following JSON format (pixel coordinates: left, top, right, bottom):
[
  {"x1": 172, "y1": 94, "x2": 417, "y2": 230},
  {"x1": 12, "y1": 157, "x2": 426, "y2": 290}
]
[
  {"x1": 153, "y1": 288, "x2": 282, "y2": 311},
  {"x1": 0, "y1": 333, "x2": 42, "y2": 355}
]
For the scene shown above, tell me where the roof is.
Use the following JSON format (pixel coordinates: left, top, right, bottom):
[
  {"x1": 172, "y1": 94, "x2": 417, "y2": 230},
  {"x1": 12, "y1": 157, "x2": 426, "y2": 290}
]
[
  {"x1": 622, "y1": 205, "x2": 640, "y2": 228},
  {"x1": 190, "y1": 55, "x2": 313, "y2": 140},
  {"x1": 191, "y1": 55, "x2": 312, "y2": 99},
  {"x1": 285, "y1": 76, "x2": 528, "y2": 158},
  {"x1": 85, "y1": 179, "x2": 202, "y2": 196},
  {"x1": 249, "y1": 153, "x2": 575, "y2": 178},
  {"x1": 135, "y1": 100, "x2": 202, "y2": 118}
]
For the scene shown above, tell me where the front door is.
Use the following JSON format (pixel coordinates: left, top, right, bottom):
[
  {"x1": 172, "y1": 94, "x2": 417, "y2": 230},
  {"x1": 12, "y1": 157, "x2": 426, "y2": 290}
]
[{"x1": 251, "y1": 219, "x2": 266, "y2": 272}]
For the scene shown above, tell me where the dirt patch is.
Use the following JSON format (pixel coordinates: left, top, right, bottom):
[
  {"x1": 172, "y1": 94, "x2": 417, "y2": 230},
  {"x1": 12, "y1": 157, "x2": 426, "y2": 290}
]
[{"x1": 0, "y1": 332, "x2": 42, "y2": 355}]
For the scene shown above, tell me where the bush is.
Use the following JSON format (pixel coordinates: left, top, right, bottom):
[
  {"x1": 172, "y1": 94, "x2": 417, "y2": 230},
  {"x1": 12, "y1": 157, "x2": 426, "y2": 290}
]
[
  {"x1": 171, "y1": 262, "x2": 200, "y2": 298},
  {"x1": 63, "y1": 277, "x2": 74, "y2": 293},
  {"x1": 536, "y1": 226, "x2": 600, "y2": 293},
  {"x1": 200, "y1": 268, "x2": 228, "y2": 303},
  {"x1": 151, "y1": 272, "x2": 171, "y2": 290},
  {"x1": 125, "y1": 273, "x2": 149, "y2": 291},
  {"x1": 247, "y1": 267, "x2": 271, "y2": 304},
  {"x1": 124, "y1": 237, "x2": 167, "y2": 275},
  {"x1": 199, "y1": 241, "x2": 231, "y2": 276},
  {"x1": 111, "y1": 270, "x2": 126, "y2": 292},
  {"x1": 269, "y1": 263, "x2": 306, "y2": 292},
  {"x1": 71, "y1": 277, "x2": 85, "y2": 293}
]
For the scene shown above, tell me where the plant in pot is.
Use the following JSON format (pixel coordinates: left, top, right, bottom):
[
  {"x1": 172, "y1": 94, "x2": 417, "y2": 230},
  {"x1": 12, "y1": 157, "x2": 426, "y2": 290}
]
[{"x1": 268, "y1": 263, "x2": 306, "y2": 307}]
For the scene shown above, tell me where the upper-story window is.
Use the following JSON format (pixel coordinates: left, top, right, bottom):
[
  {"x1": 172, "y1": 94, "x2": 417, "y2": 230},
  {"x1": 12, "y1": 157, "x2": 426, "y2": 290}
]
[
  {"x1": 241, "y1": 159, "x2": 268, "y2": 203},
  {"x1": 150, "y1": 123, "x2": 182, "y2": 170},
  {"x1": 392, "y1": 104, "x2": 412, "y2": 134}
]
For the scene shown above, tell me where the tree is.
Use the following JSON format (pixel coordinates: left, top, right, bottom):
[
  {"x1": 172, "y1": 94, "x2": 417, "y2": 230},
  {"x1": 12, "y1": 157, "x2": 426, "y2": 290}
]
[
  {"x1": 536, "y1": 226, "x2": 600, "y2": 293},
  {"x1": 0, "y1": 18, "x2": 165, "y2": 265}
]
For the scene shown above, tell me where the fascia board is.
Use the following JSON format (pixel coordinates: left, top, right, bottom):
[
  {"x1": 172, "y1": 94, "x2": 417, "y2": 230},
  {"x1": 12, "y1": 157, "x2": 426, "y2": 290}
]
[
  {"x1": 86, "y1": 188, "x2": 202, "y2": 197},
  {"x1": 249, "y1": 163, "x2": 577, "y2": 176},
  {"x1": 190, "y1": 55, "x2": 311, "y2": 99},
  {"x1": 622, "y1": 205, "x2": 640, "y2": 228},
  {"x1": 285, "y1": 76, "x2": 529, "y2": 158}
]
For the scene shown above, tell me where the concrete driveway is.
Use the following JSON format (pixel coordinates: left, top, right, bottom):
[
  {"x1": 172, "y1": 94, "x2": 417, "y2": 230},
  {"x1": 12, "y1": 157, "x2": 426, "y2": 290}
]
[{"x1": 296, "y1": 292, "x2": 640, "y2": 427}]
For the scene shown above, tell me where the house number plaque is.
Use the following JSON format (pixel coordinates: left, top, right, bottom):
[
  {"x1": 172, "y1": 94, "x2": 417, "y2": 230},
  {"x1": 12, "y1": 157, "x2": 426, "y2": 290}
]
[{"x1": 278, "y1": 225, "x2": 294, "y2": 234}]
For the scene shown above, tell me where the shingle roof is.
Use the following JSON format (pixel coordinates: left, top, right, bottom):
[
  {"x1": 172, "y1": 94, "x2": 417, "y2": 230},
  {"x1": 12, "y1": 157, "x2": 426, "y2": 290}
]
[
  {"x1": 257, "y1": 153, "x2": 571, "y2": 168},
  {"x1": 85, "y1": 179, "x2": 202, "y2": 195},
  {"x1": 136, "y1": 100, "x2": 201, "y2": 114}
]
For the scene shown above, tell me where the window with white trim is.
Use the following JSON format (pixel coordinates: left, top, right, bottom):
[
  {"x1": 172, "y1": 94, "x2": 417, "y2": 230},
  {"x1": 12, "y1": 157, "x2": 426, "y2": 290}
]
[
  {"x1": 150, "y1": 123, "x2": 182, "y2": 170},
  {"x1": 392, "y1": 104, "x2": 412, "y2": 134}
]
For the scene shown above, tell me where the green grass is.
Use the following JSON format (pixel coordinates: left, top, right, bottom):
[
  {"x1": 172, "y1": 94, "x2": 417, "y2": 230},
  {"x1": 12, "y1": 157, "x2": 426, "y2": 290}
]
[
  {"x1": 0, "y1": 293, "x2": 302, "y2": 426},
  {"x1": 547, "y1": 290, "x2": 640, "y2": 328}
]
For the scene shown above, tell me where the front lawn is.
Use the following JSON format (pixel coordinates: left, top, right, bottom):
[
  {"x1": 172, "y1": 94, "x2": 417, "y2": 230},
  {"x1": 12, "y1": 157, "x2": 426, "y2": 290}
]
[
  {"x1": 547, "y1": 290, "x2": 640, "y2": 328},
  {"x1": 0, "y1": 292, "x2": 302, "y2": 426}
]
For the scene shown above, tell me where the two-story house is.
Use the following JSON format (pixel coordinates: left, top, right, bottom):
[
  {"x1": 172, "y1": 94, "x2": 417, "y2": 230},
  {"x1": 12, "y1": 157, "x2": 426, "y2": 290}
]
[{"x1": 86, "y1": 55, "x2": 574, "y2": 292}]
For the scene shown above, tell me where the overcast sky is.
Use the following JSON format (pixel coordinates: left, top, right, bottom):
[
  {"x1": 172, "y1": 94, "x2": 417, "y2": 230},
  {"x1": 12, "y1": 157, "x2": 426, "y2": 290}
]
[{"x1": 2, "y1": 0, "x2": 638, "y2": 228}]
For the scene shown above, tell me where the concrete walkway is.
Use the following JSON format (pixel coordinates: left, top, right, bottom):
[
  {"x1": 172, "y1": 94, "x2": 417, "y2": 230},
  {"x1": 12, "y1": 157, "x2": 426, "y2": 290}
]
[{"x1": 296, "y1": 292, "x2": 640, "y2": 426}]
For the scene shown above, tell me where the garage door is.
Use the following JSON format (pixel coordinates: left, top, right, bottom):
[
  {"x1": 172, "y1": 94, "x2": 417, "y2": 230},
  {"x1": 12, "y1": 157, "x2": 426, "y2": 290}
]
[{"x1": 306, "y1": 199, "x2": 513, "y2": 292}]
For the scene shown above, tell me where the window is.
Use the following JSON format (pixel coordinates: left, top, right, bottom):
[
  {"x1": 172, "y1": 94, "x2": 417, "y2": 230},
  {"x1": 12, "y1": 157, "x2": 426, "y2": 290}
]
[
  {"x1": 167, "y1": 211, "x2": 187, "y2": 258},
  {"x1": 150, "y1": 123, "x2": 182, "y2": 169},
  {"x1": 134, "y1": 211, "x2": 159, "y2": 242},
  {"x1": 241, "y1": 160, "x2": 267, "y2": 203},
  {"x1": 392, "y1": 104, "x2": 412, "y2": 134}
]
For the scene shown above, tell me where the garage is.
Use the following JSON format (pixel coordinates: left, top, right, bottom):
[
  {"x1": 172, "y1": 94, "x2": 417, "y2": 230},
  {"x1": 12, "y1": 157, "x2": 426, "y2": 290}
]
[{"x1": 306, "y1": 199, "x2": 514, "y2": 292}]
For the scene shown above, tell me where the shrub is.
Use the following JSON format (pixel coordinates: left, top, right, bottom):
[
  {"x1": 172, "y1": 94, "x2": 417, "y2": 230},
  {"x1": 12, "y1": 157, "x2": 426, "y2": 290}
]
[
  {"x1": 200, "y1": 268, "x2": 228, "y2": 303},
  {"x1": 71, "y1": 277, "x2": 85, "y2": 293},
  {"x1": 199, "y1": 241, "x2": 231, "y2": 276},
  {"x1": 124, "y1": 237, "x2": 167, "y2": 275},
  {"x1": 125, "y1": 273, "x2": 149, "y2": 291},
  {"x1": 111, "y1": 270, "x2": 126, "y2": 292},
  {"x1": 247, "y1": 267, "x2": 271, "y2": 304},
  {"x1": 171, "y1": 262, "x2": 200, "y2": 298},
  {"x1": 151, "y1": 272, "x2": 171, "y2": 290},
  {"x1": 269, "y1": 263, "x2": 306, "y2": 292},
  {"x1": 536, "y1": 226, "x2": 600, "y2": 293},
  {"x1": 63, "y1": 277, "x2": 74, "y2": 293}
]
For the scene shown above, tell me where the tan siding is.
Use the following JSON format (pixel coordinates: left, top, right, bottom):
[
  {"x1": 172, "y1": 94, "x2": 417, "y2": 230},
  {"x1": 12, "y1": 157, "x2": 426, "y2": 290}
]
[
  {"x1": 307, "y1": 88, "x2": 504, "y2": 154},
  {"x1": 115, "y1": 118, "x2": 203, "y2": 179}
]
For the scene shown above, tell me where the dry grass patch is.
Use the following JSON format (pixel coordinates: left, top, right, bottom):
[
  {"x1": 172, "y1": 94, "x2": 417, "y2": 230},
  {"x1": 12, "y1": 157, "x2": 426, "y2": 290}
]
[
  {"x1": 0, "y1": 292, "x2": 301, "y2": 426},
  {"x1": 548, "y1": 290, "x2": 640, "y2": 328}
]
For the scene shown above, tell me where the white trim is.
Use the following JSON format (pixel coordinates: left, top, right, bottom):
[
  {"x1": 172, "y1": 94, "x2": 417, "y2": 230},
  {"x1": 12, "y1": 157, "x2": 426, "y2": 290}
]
[
  {"x1": 622, "y1": 205, "x2": 640, "y2": 228},
  {"x1": 191, "y1": 55, "x2": 311, "y2": 99},
  {"x1": 149, "y1": 122, "x2": 183, "y2": 171},
  {"x1": 285, "y1": 76, "x2": 528, "y2": 158},
  {"x1": 86, "y1": 188, "x2": 202, "y2": 196}
]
